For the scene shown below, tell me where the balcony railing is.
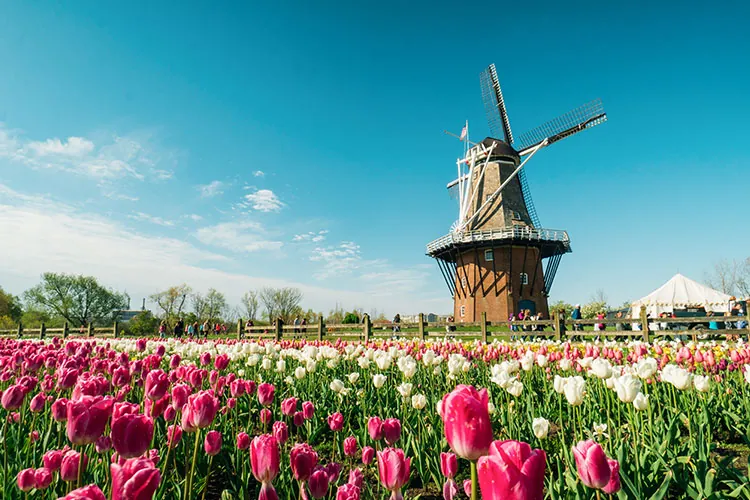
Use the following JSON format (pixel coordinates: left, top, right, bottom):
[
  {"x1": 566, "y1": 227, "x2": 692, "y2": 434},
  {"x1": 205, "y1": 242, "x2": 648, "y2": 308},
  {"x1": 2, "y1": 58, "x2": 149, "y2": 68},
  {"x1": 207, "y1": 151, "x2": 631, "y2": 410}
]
[{"x1": 426, "y1": 227, "x2": 570, "y2": 255}]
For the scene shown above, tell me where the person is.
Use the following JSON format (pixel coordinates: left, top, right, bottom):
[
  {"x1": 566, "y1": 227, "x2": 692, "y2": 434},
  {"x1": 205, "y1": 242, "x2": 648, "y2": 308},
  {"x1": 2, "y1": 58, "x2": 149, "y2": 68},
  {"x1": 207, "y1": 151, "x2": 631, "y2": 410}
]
[
  {"x1": 535, "y1": 312, "x2": 545, "y2": 332},
  {"x1": 293, "y1": 316, "x2": 301, "y2": 335},
  {"x1": 159, "y1": 321, "x2": 166, "y2": 339},
  {"x1": 203, "y1": 320, "x2": 210, "y2": 338},
  {"x1": 245, "y1": 319, "x2": 254, "y2": 338},
  {"x1": 174, "y1": 318, "x2": 184, "y2": 338},
  {"x1": 214, "y1": 322, "x2": 221, "y2": 336},
  {"x1": 301, "y1": 317, "x2": 307, "y2": 334},
  {"x1": 392, "y1": 314, "x2": 401, "y2": 333},
  {"x1": 571, "y1": 304, "x2": 582, "y2": 332},
  {"x1": 615, "y1": 311, "x2": 624, "y2": 332},
  {"x1": 597, "y1": 312, "x2": 606, "y2": 332},
  {"x1": 445, "y1": 315, "x2": 454, "y2": 334},
  {"x1": 187, "y1": 321, "x2": 195, "y2": 338}
]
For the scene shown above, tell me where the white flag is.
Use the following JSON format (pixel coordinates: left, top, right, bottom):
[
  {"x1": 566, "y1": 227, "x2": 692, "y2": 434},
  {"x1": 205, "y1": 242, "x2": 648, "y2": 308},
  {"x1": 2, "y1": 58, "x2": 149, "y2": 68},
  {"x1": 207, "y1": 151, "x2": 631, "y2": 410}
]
[{"x1": 459, "y1": 125, "x2": 467, "y2": 141}]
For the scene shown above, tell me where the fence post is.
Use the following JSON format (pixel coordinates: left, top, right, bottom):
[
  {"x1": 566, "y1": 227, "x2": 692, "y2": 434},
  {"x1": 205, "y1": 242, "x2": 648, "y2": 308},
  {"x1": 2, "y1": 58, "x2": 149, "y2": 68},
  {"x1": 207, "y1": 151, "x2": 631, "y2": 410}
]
[
  {"x1": 63, "y1": 322, "x2": 69, "y2": 339},
  {"x1": 39, "y1": 322, "x2": 46, "y2": 340},
  {"x1": 274, "y1": 318, "x2": 283, "y2": 342},
  {"x1": 553, "y1": 311, "x2": 561, "y2": 341},
  {"x1": 480, "y1": 312, "x2": 488, "y2": 343},
  {"x1": 317, "y1": 316, "x2": 324, "y2": 342},
  {"x1": 87, "y1": 322, "x2": 93, "y2": 338},
  {"x1": 418, "y1": 313, "x2": 426, "y2": 341},
  {"x1": 113, "y1": 321, "x2": 119, "y2": 338},
  {"x1": 237, "y1": 318, "x2": 243, "y2": 340},
  {"x1": 363, "y1": 314, "x2": 371, "y2": 343},
  {"x1": 640, "y1": 306, "x2": 650, "y2": 342},
  {"x1": 16, "y1": 323, "x2": 23, "y2": 339}
]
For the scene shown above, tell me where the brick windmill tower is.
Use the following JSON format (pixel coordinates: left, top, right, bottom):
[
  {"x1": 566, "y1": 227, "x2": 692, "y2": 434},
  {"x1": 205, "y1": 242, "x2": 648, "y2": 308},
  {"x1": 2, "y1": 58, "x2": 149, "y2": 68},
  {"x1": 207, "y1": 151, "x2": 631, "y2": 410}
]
[{"x1": 427, "y1": 64, "x2": 607, "y2": 323}]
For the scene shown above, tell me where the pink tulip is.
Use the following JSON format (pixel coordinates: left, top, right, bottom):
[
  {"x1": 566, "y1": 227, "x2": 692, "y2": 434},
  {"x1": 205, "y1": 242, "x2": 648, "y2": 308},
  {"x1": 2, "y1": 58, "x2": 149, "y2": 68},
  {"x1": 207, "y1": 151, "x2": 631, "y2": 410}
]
[
  {"x1": 440, "y1": 452, "x2": 457, "y2": 478},
  {"x1": 111, "y1": 413, "x2": 154, "y2": 459},
  {"x1": 440, "y1": 385, "x2": 493, "y2": 460},
  {"x1": 17, "y1": 468, "x2": 36, "y2": 492},
  {"x1": 163, "y1": 405, "x2": 176, "y2": 421},
  {"x1": 477, "y1": 440, "x2": 546, "y2": 500},
  {"x1": 308, "y1": 468, "x2": 330, "y2": 499},
  {"x1": 377, "y1": 448, "x2": 411, "y2": 500},
  {"x1": 260, "y1": 408, "x2": 272, "y2": 425},
  {"x1": 52, "y1": 398, "x2": 69, "y2": 421},
  {"x1": 258, "y1": 383, "x2": 275, "y2": 406},
  {"x1": 95, "y1": 435, "x2": 112, "y2": 453},
  {"x1": 66, "y1": 396, "x2": 114, "y2": 445},
  {"x1": 281, "y1": 397, "x2": 298, "y2": 416},
  {"x1": 167, "y1": 425, "x2": 183, "y2": 448},
  {"x1": 382, "y1": 418, "x2": 401, "y2": 445},
  {"x1": 182, "y1": 391, "x2": 220, "y2": 431},
  {"x1": 113, "y1": 402, "x2": 140, "y2": 420},
  {"x1": 237, "y1": 432, "x2": 251, "y2": 450},
  {"x1": 602, "y1": 459, "x2": 621, "y2": 494},
  {"x1": 111, "y1": 457, "x2": 161, "y2": 500},
  {"x1": 348, "y1": 468, "x2": 364, "y2": 489},
  {"x1": 61, "y1": 450, "x2": 89, "y2": 482},
  {"x1": 443, "y1": 478, "x2": 459, "y2": 500},
  {"x1": 362, "y1": 446, "x2": 375, "y2": 465},
  {"x1": 1, "y1": 384, "x2": 25, "y2": 410},
  {"x1": 34, "y1": 467, "x2": 53, "y2": 489},
  {"x1": 328, "y1": 412, "x2": 344, "y2": 432},
  {"x1": 60, "y1": 484, "x2": 106, "y2": 500},
  {"x1": 250, "y1": 434, "x2": 280, "y2": 483},
  {"x1": 336, "y1": 483, "x2": 361, "y2": 500},
  {"x1": 204, "y1": 430, "x2": 222, "y2": 456},
  {"x1": 214, "y1": 354, "x2": 230, "y2": 371},
  {"x1": 572, "y1": 440, "x2": 611, "y2": 490},
  {"x1": 293, "y1": 411, "x2": 304, "y2": 427},
  {"x1": 30, "y1": 392, "x2": 46, "y2": 412},
  {"x1": 171, "y1": 384, "x2": 190, "y2": 410},
  {"x1": 326, "y1": 462, "x2": 342, "y2": 483},
  {"x1": 344, "y1": 436, "x2": 358, "y2": 457},
  {"x1": 290, "y1": 442, "x2": 319, "y2": 481},
  {"x1": 273, "y1": 421, "x2": 289, "y2": 444},
  {"x1": 463, "y1": 479, "x2": 472, "y2": 497},
  {"x1": 302, "y1": 401, "x2": 315, "y2": 419},
  {"x1": 367, "y1": 417, "x2": 383, "y2": 441},
  {"x1": 43, "y1": 449, "x2": 63, "y2": 471}
]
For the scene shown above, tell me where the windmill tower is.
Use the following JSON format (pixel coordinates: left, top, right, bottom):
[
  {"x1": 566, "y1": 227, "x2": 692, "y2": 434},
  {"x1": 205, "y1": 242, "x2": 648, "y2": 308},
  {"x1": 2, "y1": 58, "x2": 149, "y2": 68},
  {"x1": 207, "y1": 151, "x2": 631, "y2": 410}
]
[{"x1": 426, "y1": 64, "x2": 607, "y2": 323}]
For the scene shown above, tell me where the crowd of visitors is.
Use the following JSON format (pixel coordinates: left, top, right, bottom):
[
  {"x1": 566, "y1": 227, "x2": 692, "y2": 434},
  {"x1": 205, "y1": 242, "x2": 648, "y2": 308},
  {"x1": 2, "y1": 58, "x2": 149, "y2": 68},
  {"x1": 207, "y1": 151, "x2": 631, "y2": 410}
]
[{"x1": 159, "y1": 318, "x2": 227, "y2": 339}]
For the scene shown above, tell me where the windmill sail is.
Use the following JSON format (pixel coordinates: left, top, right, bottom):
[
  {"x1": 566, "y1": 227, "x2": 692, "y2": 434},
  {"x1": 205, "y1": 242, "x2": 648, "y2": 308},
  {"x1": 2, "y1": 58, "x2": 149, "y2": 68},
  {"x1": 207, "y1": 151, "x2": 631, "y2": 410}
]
[
  {"x1": 515, "y1": 99, "x2": 607, "y2": 155},
  {"x1": 479, "y1": 64, "x2": 513, "y2": 144}
]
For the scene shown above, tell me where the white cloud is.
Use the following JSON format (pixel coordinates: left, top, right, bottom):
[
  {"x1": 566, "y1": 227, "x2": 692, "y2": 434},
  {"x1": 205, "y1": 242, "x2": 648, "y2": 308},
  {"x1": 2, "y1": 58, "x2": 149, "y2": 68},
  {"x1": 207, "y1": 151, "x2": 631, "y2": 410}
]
[
  {"x1": 103, "y1": 192, "x2": 139, "y2": 202},
  {"x1": 310, "y1": 241, "x2": 362, "y2": 278},
  {"x1": 243, "y1": 189, "x2": 283, "y2": 212},
  {"x1": 253, "y1": 170, "x2": 265, "y2": 177},
  {"x1": 198, "y1": 180, "x2": 224, "y2": 198},
  {"x1": 127, "y1": 212, "x2": 175, "y2": 227},
  {"x1": 26, "y1": 137, "x2": 95, "y2": 156},
  {"x1": 293, "y1": 230, "x2": 328, "y2": 243},
  {"x1": 194, "y1": 221, "x2": 283, "y2": 253},
  {"x1": 186, "y1": 214, "x2": 203, "y2": 221}
]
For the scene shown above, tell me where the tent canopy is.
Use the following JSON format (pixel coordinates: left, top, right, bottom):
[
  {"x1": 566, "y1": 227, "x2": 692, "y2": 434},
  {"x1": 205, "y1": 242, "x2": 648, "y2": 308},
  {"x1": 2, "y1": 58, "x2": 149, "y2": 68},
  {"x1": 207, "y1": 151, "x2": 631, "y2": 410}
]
[{"x1": 631, "y1": 273, "x2": 732, "y2": 318}]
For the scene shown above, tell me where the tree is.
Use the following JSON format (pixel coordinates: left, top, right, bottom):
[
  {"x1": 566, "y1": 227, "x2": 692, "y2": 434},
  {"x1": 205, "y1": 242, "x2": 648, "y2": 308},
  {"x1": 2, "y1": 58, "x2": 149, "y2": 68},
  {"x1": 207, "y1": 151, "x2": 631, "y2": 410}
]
[
  {"x1": 259, "y1": 287, "x2": 303, "y2": 323},
  {"x1": 193, "y1": 289, "x2": 227, "y2": 322},
  {"x1": 548, "y1": 300, "x2": 574, "y2": 315},
  {"x1": 24, "y1": 273, "x2": 129, "y2": 326},
  {"x1": 241, "y1": 291, "x2": 259, "y2": 320},
  {"x1": 705, "y1": 258, "x2": 750, "y2": 297},
  {"x1": 150, "y1": 284, "x2": 192, "y2": 327},
  {"x1": 581, "y1": 300, "x2": 608, "y2": 319},
  {"x1": 127, "y1": 311, "x2": 160, "y2": 336},
  {"x1": 0, "y1": 287, "x2": 22, "y2": 322},
  {"x1": 326, "y1": 304, "x2": 345, "y2": 324},
  {"x1": 343, "y1": 312, "x2": 360, "y2": 324}
]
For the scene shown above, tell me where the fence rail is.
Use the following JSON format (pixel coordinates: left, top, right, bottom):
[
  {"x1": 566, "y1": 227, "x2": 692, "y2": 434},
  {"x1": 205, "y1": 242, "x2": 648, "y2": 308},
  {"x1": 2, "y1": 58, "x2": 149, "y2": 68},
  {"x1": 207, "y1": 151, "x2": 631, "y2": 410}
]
[{"x1": 1, "y1": 307, "x2": 747, "y2": 343}]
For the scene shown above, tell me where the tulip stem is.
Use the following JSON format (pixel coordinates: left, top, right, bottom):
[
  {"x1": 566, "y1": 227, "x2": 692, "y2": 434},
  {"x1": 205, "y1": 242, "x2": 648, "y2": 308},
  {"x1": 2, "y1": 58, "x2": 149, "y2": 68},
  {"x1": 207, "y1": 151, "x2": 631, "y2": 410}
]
[
  {"x1": 77, "y1": 446, "x2": 84, "y2": 488},
  {"x1": 187, "y1": 430, "x2": 201, "y2": 499},
  {"x1": 596, "y1": 491, "x2": 602, "y2": 500},
  {"x1": 202, "y1": 456, "x2": 214, "y2": 500},
  {"x1": 2, "y1": 414, "x2": 7, "y2": 499},
  {"x1": 470, "y1": 461, "x2": 478, "y2": 500}
]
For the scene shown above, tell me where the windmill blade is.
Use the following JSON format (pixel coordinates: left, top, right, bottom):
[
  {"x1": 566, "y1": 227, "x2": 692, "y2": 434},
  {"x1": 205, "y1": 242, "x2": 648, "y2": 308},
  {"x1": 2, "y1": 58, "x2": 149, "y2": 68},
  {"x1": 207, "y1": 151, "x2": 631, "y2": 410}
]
[
  {"x1": 479, "y1": 64, "x2": 513, "y2": 144},
  {"x1": 518, "y1": 169, "x2": 541, "y2": 228},
  {"x1": 515, "y1": 99, "x2": 607, "y2": 155}
]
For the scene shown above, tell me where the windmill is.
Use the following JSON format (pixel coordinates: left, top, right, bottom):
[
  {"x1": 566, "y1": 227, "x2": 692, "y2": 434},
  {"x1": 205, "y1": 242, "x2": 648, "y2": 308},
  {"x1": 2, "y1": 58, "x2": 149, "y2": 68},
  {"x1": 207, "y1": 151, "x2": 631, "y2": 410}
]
[{"x1": 427, "y1": 63, "x2": 607, "y2": 323}]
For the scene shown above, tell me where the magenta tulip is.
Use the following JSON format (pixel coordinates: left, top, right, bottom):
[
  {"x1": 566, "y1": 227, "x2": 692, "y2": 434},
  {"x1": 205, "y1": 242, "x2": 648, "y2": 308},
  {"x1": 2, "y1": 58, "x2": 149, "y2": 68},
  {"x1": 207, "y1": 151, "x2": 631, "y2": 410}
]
[
  {"x1": 111, "y1": 413, "x2": 154, "y2": 459},
  {"x1": 290, "y1": 442, "x2": 318, "y2": 481},
  {"x1": 30, "y1": 392, "x2": 46, "y2": 413},
  {"x1": 167, "y1": 425, "x2": 183, "y2": 448},
  {"x1": 182, "y1": 391, "x2": 220, "y2": 431},
  {"x1": 367, "y1": 416, "x2": 383, "y2": 441},
  {"x1": 362, "y1": 446, "x2": 375, "y2": 465},
  {"x1": 344, "y1": 436, "x2": 358, "y2": 457},
  {"x1": 302, "y1": 401, "x2": 315, "y2": 419},
  {"x1": 51, "y1": 398, "x2": 69, "y2": 422},
  {"x1": 440, "y1": 385, "x2": 493, "y2": 460},
  {"x1": 60, "y1": 484, "x2": 106, "y2": 500},
  {"x1": 237, "y1": 431, "x2": 251, "y2": 450},
  {"x1": 281, "y1": 397, "x2": 298, "y2": 416},
  {"x1": 250, "y1": 434, "x2": 280, "y2": 483},
  {"x1": 34, "y1": 467, "x2": 53, "y2": 490},
  {"x1": 572, "y1": 440, "x2": 611, "y2": 490},
  {"x1": 111, "y1": 457, "x2": 161, "y2": 500},
  {"x1": 204, "y1": 430, "x2": 222, "y2": 456},
  {"x1": 272, "y1": 421, "x2": 289, "y2": 444},
  {"x1": 602, "y1": 459, "x2": 621, "y2": 494},
  {"x1": 60, "y1": 450, "x2": 88, "y2": 482},
  {"x1": 1, "y1": 384, "x2": 25, "y2": 410},
  {"x1": 377, "y1": 448, "x2": 411, "y2": 500},
  {"x1": 348, "y1": 468, "x2": 364, "y2": 489},
  {"x1": 477, "y1": 440, "x2": 546, "y2": 500},
  {"x1": 144, "y1": 370, "x2": 169, "y2": 401},
  {"x1": 328, "y1": 412, "x2": 344, "y2": 432},
  {"x1": 336, "y1": 483, "x2": 361, "y2": 500},
  {"x1": 382, "y1": 418, "x2": 402, "y2": 445},
  {"x1": 308, "y1": 468, "x2": 330, "y2": 499},
  {"x1": 441, "y1": 452, "x2": 458, "y2": 478},
  {"x1": 293, "y1": 411, "x2": 304, "y2": 427},
  {"x1": 17, "y1": 468, "x2": 36, "y2": 492},
  {"x1": 66, "y1": 396, "x2": 114, "y2": 445},
  {"x1": 258, "y1": 383, "x2": 275, "y2": 406},
  {"x1": 260, "y1": 408, "x2": 272, "y2": 425},
  {"x1": 43, "y1": 449, "x2": 63, "y2": 471}
]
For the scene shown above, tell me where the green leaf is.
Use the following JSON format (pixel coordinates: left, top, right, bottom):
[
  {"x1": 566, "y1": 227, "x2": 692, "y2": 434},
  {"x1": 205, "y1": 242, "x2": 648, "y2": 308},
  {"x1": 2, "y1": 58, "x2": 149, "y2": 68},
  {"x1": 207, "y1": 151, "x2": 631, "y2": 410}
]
[{"x1": 647, "y1": 471, "x2": 673, "y2": 500}]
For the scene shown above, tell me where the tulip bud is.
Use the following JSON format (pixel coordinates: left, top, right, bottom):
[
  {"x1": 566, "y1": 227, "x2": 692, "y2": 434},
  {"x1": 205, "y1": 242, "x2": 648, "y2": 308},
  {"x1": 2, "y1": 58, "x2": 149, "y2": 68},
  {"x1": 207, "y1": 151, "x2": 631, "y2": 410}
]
[
  {"x1": 440, "y1": 385, "x2": 493, "y2": 460},
  {"x1": 367, "y1": 417, "x2": 383, "y2": 441},
  {"x1": 237, "y1": 432, "x2": 251, "y2": 450},
  {"x1": 204, "y1": 430, "x2": 222, "y2": 456},
  {"x1": 572, "y1": 440, "x2": 611, "y2": 489},
  {"x1": 17, "y1": 468, "x2": 36, "y2": 492},
  {"x1": 343, "y1": 436, "x2": 358, "y2": 457},
  {"x1": 440, "y1": 452, "x2": 457, "y2": 478},
  {"x1": 308, "y1": 468, "x2": 330, "y2": 499},
  {"x1": 361, "y1": 446, "x2": 375, "y2": 465},
  {"x1": 327, "y1": 412, "x2": 344, "y2": 432},
  {"x1": 272, "y1": 421, "x2": 289, "y2": 444},
  {"x1": 382, "y1": 418, "x2": 401, "y2": 445}
]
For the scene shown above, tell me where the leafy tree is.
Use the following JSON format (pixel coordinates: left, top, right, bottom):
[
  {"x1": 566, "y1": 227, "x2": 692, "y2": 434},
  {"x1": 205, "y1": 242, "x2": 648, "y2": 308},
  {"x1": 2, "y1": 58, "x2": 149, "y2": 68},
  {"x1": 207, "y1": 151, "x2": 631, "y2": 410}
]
[
  {"x1": 127, "y1": 311, "x2": 160, "y2": 336},
  {"x1": 241, "y1": 291, "x2": 259, "y2": 321},
  {"x1": 548, "y1": 300, "x2": 574, "y2": 314},
  {"x1": 0, "y1": 287, "x2": 22, "y2": 322},
  {"x1": 24, "y1": 273, "x2": 129, "y2": 326},
  {"x1": 192, "y1": 288, "x2": 227, "y2": 322},
  {"x1": 581, "y1": 301, "x2": 608, "y2": 319},
  {"x1": 150, "y1": 284, "x2": 192, "y2": 327},
  {"x1": 343, "y1": 312, "x2": 360, "y2": 324},
  {"x1": 259, "y1": 287, "x2": 303, "y2": 323}
]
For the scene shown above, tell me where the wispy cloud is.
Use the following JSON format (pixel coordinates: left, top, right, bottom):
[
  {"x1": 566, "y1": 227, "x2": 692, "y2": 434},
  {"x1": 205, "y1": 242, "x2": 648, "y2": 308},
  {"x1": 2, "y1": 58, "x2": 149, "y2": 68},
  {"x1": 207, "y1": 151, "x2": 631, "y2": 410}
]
[
  {"x1": 242, "y1": 189, "x2": 283, "y2": 212},
  {"x1": 310, "y1": 241, "x2": 362, "y2": 278},
  {"x1": 198, "y1": 180, "x2": 224, "y2": 198},
  {"x1": 253, "y1": 170, "x2": 265, "y2": 177},
  {"x1": 27, "y1": 137, "x2": 95, "y2": 156},
  {"x1": 293, "y1": 230, "x2": 328, "y2": 243},
  {"x1": 194, "y1": 221, "x2": 282, "y2": 252},
  {"x1": 128, "y1": 212, "x2": 175, "y2": 227},
  {"x1": 185, "y1": 214, "x2": 203, "y2": 221}
]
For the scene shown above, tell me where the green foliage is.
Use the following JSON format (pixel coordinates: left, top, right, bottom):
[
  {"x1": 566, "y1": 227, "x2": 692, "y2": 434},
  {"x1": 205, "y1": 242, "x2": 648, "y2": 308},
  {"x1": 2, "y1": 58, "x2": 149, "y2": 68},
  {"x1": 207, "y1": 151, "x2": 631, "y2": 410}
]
[
  {"x1": 581, "y1": 300, "x2": 608, "y2": 319},
  {"x1": 24, "y1": 272, "x2": 129, "y2": 326},
  {"x1": 0, "y1": 287, "x2": 22, "y2": 322},
  {"x1": 150, "y1": 284, "x2": 192, "y2": 327},
  {"x1": 126, "y1": 311, "x2": 160, "y2": 336},
  {"x1": 342, "y1": 312, "x2": 360, "y2": 324},
  {"x1": 548, "y1": 300, "x2": 574, "y2": 314}
]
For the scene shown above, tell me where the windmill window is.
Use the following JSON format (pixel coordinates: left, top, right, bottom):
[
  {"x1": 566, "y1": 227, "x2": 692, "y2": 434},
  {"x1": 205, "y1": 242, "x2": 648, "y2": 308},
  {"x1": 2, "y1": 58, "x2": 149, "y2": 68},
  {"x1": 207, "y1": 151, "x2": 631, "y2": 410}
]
[
  {"x1": 484, "y1": 249, "x2": 494, "y2": 261},
  {"x1": 520, "y1": 273, "x2": 529, "y2": 285},
  {"x1": 461, "y1": 277, "x2": 467, "y2": 289},
  {"x1": 460, "y1": 305, "x2": 466, "y2": 317},
  {"x1": 511, "y1": 211, "x2": 522, "y2": 220}
]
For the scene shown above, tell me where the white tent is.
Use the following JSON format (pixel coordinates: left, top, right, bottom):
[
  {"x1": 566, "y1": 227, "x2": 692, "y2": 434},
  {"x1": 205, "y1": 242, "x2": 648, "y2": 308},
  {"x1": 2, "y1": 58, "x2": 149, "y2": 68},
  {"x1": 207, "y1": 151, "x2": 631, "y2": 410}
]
[{"x1": 631, "y1": 273, "x2": 732, "y2": 319}]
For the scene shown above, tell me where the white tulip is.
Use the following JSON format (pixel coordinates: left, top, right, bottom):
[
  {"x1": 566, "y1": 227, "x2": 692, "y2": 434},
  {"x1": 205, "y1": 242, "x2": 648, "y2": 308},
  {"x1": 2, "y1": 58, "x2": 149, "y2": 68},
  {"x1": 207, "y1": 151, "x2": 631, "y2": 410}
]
[
  {"x1": 294, "y1": 366, "x2": 306, "y2": 379},
  {"x1": 411, "y1": 394, "x2": 427, "y2": 410},
  {"x1": 613, "y1": 374, "x2": 642, "y2": 403},
  {"x1": 330, "y1": 379, "x2": 345, "y2": 393},
  {"x1": 662, "y1": 364, "x2": 692, "y2": 391},
  {"x1": 693, "y1": 375, "x2": 710, "y2": 393},
  {"x1": 261, "y1": 357, "x2": 273, "y2": 370},
  {"x1": 487, "y1": 401, "x2": 496, "y2": 414},
  {"x1": 372, "y1": 374, "x2": 387, "y2": 389},
  {"x1": 348, "y1": 372, "x2": 360, "y2": 384},
  {"x1": 563, "y1": 376, "x2": 586, "y2": 406},
  {"x1": 553, "y1": 375, "x2": 567, "y2": 394},
  {"x1": 532, "y1": 417, "x2": 550, "y2": 439},
  {"x1": 397, "y1": 356, "x2": 418, "y2": 379},
  {"x1": 491, "y1": 370, "x2": 512, "y2": 389},
  {"x1": 520, "y1": 355, "x2": 534, "y2": 372},
  {"x1": 634, "y1": 358, "x2": 658, "y2": 379},
  {"x1": 436, "y1": 399, "x2": 444, "y2": 416},
  {"x1": 432, "y1": 365, "x2": 442, "y2": 376},
  {"x1": 536, "y1": 355, "x2": 548, "y2": 368},
  {"x1": 578, "y1": 357, "x2": 594, "y2": 369},
  {"x1": 590, "y1": 358, "x2": 612, "y2": 379},
  {"x1": 605, "y1": 376, "x2": 616, "y2": 390},
  {"x1": 357, "y1": 357, "x2": 371, "y2": 369},
  {"x1": 422, "y1": 350, "x2": 436, "y2": 366},
  {"x1": 506, "y1": 379, "x2": 524, "y2": 397},
  {"x1": 275, "y1": 359, "x2": 286, "y2": 372},
  {"x1": 284, "y1": 376, "x2": 294, "y2": 385},
  {"x1": 247, "y1": 354, "x2": 261, "y2": 367},
  {"x1": 306, "y1": 359, "x2": 317, "y2": 373},
  {"x1": 397, "y1": 382, "x2": 413, "y2": 398},
  {"x1": 633, "y1": 392, "x2": 649, "y2": 411},
  {"x1": 559, "y1": 358, "x2": 572, "y2": 371}
]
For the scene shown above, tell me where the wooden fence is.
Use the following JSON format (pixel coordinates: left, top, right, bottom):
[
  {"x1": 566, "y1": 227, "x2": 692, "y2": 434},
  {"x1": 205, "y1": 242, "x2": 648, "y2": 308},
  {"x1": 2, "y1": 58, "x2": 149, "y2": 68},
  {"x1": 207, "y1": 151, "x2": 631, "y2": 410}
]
[{"x1": 0, "y1": 307, "x2": 747, "y2": 343}]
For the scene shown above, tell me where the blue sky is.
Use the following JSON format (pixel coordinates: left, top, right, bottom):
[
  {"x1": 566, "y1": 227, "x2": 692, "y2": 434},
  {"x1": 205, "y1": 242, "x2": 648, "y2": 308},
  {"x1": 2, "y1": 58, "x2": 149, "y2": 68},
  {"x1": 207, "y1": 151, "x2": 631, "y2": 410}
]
[{"x1": 1, "y1": 1, "x2": 748, "y2": 315}]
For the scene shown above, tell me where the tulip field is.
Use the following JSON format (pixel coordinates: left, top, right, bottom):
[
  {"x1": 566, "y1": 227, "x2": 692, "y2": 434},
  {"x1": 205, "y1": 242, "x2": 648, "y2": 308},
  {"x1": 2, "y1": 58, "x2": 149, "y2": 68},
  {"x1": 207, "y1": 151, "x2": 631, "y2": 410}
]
[{"x1": 1, "y1": 337, "x2": 750, "y2": 499}]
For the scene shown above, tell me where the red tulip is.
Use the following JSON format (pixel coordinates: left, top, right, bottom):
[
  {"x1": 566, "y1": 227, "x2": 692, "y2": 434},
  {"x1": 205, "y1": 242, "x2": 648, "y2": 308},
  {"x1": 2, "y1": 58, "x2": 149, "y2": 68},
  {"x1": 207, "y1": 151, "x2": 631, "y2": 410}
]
[
  {"x1": 204, "y1": 430, "x2": 222, "y2": 456},
  {"x1": 52, "y1": 398, "x2": 69, "y2": 422},
  {"x1": 144, "y1": 370, "x2": 169, "y2": 401},
  {"x1": 111, "y1": 457, "x2": 161, "y2": 500},
  {"x1": 308, "y1": 467, "x2": 330, "y2": 499},
  {"x1": 258, "y1": 383, "x2": 275, "y2": 406},
  {"x1": 382, "y1": 418, "x2": 401, "y2": 445},
  {"x1": 281, "y1": 397, "x2": 298, "y2": 416},
  {"x1": 43, "y1": 449, "x2": 63, "y2": 471},
  {"x1": 272, "y1": 421, "x2": 289, "y2": 444},
  {"x1": 66, "y1": 396, "x2": 114, "y2": 446},
  {"x1": 30, "y1": 392, "x2": 46, "y2": 412},
  {"x1": 250, "y1": 434, "x2": 280, "y2": 483},
  {"x1": 237, "y1": 431, "x2": 251, "y2": 450},
  {"x1": 111, "y1": 413, "x2": 154, "y2": 459},
  {"x1": 60, "y1": 484, "x2": 106, "y2": 500},
  {"x1": 1, "y1": 384, "x2": 25, "y2": 410},
  {"x1": 60, "y1": 450, "x2": 88, "y2": 482},
  {"x1": 440, "y1": 385, "x2": 493, "y2": 460},
  {"x1": 477, "y1": 440, "x2": 546, "y2": 500},
  {"x1": 17, "y1": 468, "x2": 36, "y2": 492},
  {"x1": 572, "y1": 440, "x2": 611, "y2": 490},
  {"x1": 290, "y1": 442, "x2": 318, "y2": 481},
  {"x1": 336, "y1": 483, "x2": 361, "y2": 500},
  {"x1": 302, "y1": 401, "x2": 315, "y2": 419},
  {"x1": 166, "y1": 425, "x2": 182, "y2": 448},
  {"x1": 377, "y1": 448, "x2": 411, "y2": 499},
  {"x1": 362, "y1": 446, "x2": 375, "y2": 465},
  {"x1": 367, "y1": 417, "x2": 383, "y2": 441},
  {"x1": 344, "y1": 436, "x2": 358, "y2": 457},
  {"x1": 34, "y1": 467, "x2": 53, "y2": 490},
  {"x1": 601, "y1": 459, "x2": 621, "y2": 494},
  {"x1": 327, "y1": 412, "x2": 344, "y2": 432}
]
